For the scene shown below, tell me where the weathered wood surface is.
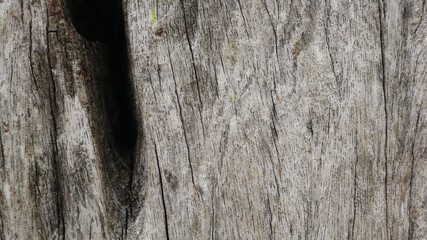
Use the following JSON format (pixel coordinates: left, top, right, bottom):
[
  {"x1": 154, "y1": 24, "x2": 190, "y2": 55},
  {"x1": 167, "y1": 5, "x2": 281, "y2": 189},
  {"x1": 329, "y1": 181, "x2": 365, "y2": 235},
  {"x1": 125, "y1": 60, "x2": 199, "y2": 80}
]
[
  {"x1": 125, "y1": 0, "x2": 427, "y2": 239},
  {"x1": 0, "y1": 0, "x2": 426, "y2": 239},
  {"x1": 0, "y1": 0, "x2": 131, "y2": 238}
]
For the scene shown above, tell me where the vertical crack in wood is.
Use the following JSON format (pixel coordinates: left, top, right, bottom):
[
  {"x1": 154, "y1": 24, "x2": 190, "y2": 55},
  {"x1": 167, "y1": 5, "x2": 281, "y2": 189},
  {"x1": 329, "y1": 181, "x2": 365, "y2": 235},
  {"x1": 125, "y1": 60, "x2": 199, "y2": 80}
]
[
  {"x1": 267, "y1": 149, "x2": 280, "y2": 199},
  {"x1": 32, "y1": 135, "x2": 41, "y2": 203},
  {"x1": 209, "y1": 182, "x2": 216, "y2": 240},
  {"x1": 8, "y1": 62, "x2": 13, "y2": 102},
  {"x1": 272, "y1": 70, "x2": 277, "y2": 95},
  {"x1": 48, "y1": 93, "x2": 65, "y2": 239},
  {"x1": 0, "y1": 167, "x2": 4, "y2": 238},
  {"x1": 45, "y1": 9, "x2": 65, "y2": 236},
  {"x1": 412, "y1": 0, "x2": 425, "y2": 36},
  {"x1": 262, "y1": 0, "x2": 279, "y2": 64},
  {"x1": 266, "y1": 193, "x2": 274, "y2": 240},
  {"x1": 154, "y1": 142, "x2": 171, "y2": 240},
  {"x1": 235, "y1": 0, "x2": 250, "y2": 38},
  {"x1": 270, "y1": 91, "x2": 278, "y2": 118},
  {"x1": 306, "y1": 118, "x2": 314, "y2": 138},
  {"x1": 179, "y1": 0, "x2": 202, "y2": 107},
  {"x1": 304, "y1": 198, "x2": 312, "y2": 240},
  {"x1": 323, "y1": 0, "x2": 339, "y2": 87},
  {"x1": 0, "y1": 208, "x2": 3, "y2": 240},
  {"x1": 167, "y1": 44, "x2": 196, "y2": 187},
  {"x1": 327, "y1": 104, "x2": 332, "y2": 136},
  {"x1": 88, "y1": 220, "x2": 93, "y2": 240},
  {"x1": 218, "y1": 122, "x2": 230, "y2": 174},
  {"x1": 179, "y1": 0, "x2": 205, "y2": 138},
  {"x1": 156, "y1": 56, "x2": 164, "y2": 91},
  {"x1": 19, "y1": 0, "x2": 24, "y2": 24},
  {"x1": 50, "y1": 130, "x2": 65, "y2": 240},
  {"x1": 28, "y1": 16, "x2": 39, "y2": 91},
  {"x1": 408, "y1": 111, "x2": 421, "y2": 239},
  {"x1": 213, "y1": 66, "x2": 220, "y2": 98},
  {"x1": 123, "y1": 206, "x2": 129, "y2": 238},
  {"x1": 270, "y1": 92, "x2": 282, "y2": 165},
  {"x1": 377, "y1": 1, "x2": 389, "y2": 238},
  {"x1": 350, "y1": 129, "x2": 359, "y2": 240},
  {"x1": 148, "y1": 73, "x2": 158, "y2": 103},
  {"x1": 0, "y1": 130, "x2": 4, "y2": 168}
]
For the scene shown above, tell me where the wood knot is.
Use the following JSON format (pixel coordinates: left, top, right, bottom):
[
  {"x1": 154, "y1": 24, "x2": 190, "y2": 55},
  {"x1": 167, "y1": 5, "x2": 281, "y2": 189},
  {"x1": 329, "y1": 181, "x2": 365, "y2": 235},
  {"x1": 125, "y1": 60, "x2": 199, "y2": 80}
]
[{"x1": 154, "y1": 28, "x2": 164, "y2": 37}]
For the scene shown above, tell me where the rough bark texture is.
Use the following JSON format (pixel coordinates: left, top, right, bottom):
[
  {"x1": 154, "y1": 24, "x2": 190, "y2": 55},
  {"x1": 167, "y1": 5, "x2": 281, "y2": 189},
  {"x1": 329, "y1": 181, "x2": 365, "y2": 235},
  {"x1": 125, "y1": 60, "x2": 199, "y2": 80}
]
[{"x1": 0, "y1": 0, "x2": 426, "y2": 239}]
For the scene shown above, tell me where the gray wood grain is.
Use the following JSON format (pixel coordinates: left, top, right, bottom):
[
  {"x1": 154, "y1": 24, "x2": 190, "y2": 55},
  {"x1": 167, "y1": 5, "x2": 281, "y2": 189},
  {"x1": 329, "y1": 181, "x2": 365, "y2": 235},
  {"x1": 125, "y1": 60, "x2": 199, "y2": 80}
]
[
  {"x1": 0, "y1": 0, "x2": 426, "y2": 239},
  {"x1": 124, "y1": 0, "x2": 427, "y2": 239},
  {"x1": 1, "y1": 0, "x2": 130, "y2": 238}
]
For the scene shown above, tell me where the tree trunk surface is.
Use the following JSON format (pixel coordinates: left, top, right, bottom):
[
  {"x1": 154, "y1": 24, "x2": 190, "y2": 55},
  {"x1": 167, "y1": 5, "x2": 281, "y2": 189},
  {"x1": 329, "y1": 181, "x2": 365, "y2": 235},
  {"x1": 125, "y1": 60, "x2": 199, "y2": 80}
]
[{"x1": 0, "y1": 0, "x2": 426, "y2": 239}]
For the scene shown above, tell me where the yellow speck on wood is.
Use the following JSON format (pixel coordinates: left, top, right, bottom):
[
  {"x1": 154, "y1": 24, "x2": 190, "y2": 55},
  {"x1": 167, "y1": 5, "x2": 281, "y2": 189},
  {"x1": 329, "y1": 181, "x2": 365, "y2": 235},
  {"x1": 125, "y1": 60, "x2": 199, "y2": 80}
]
[{"x1": 150, "y1": 10, "x2": 156, "y2": 25}]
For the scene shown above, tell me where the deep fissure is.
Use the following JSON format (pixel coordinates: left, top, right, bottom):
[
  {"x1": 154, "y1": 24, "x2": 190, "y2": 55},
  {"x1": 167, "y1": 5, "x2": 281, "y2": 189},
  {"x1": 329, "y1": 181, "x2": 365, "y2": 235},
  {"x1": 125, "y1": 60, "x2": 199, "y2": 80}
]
[
  {"x1": 377, "y1": 0, "x2": 389, "y2": 238},
  {"x1": 65, "y1": 0, "x2": 138, "y2": 231}
]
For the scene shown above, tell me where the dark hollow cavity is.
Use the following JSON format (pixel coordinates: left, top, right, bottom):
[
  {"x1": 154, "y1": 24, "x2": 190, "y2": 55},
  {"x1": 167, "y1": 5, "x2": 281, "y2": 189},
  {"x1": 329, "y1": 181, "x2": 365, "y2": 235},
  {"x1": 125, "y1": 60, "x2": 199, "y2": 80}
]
[{"x1": 66, "y1": 0, "x2": 138, "y2": 168}]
